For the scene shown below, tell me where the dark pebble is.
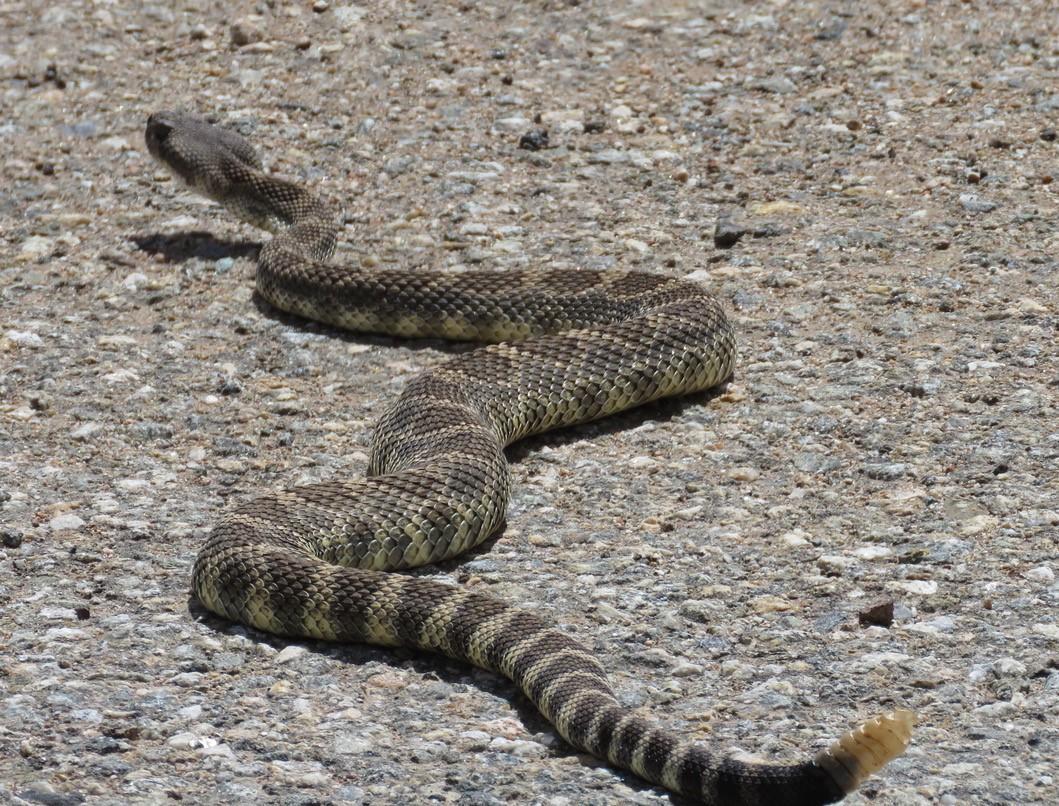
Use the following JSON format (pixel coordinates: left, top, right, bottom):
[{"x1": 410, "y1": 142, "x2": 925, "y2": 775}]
[
  {"x1": 84, "y1": 736, "x2": 123, "y2": 755},
  {"x1": 859, "y1": 598, "x2": 895, "y2": 627},
  {"x1": 518, "y1": 129, "x2": 549, "y2": 151},
  {"x1": 44, "y1": 63, "x2": 67, "y2": 89},
  {"x1": 2, "y1": 529, "x2": 23, "y2": 548},
  {"x1": 1041, "y1": 128, "x2": 1057, "y2": 142},
  {"x1": 814, "y1": 18, "x2": 847, "y2": 41},
  {"x1": 714, "y1": 217, "x2": 747, "y2": 249},
  {"x1": 583, "y1": 119, "x2": 606, "y2": 134}
]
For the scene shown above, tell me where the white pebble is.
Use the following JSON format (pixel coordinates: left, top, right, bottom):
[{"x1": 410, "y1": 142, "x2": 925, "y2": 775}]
[
  {"x1": 1033, "y1": 623, "x2": 1059, "y2": 640},
  {"x1": 168, "y1": 731, "x2": 216, "y2": 750},
  {"x1": 4, "y1": 329, "x2": 44, "y2": 347},
  {"x1": 275, "y1": 645, "x2": 308, "y2": 664},
  {"x1": 123, "y1": 272, "x2": 149, "y2": 291},
  {"x1": 1024, "y1": 565, "x2": 1054, "y2": 583},
  {"x1": 992, "y1": 657, "x2": 1027, "y2": 676},
  {"x1": 18, "y1": 236, "x2": 54, "y2": 261},
  {"x1": 199, "y1": 742, "x2": 235, "y2": 758},
  {"x1": 780, "y1": 529, "x2": 811, "y2": 547},
  {"x1": 898, "y1": 580, "x2": 938, "y2": 595},
  {"x1": 817, "y1": 554, "x2": 854, "y2": 574},
  {"x1": 39, "y1": 606, "x2": 77, "y2": 620},
  {"x1": 48, "y1": 513, "x2": 85, "y2": 531},
  {"x1": 852, "y1": 545, "x2": 892, "y2": 560},
  {"x1": 489, "y1": 737, "x2": 546, "y2": 758},
  {"x1": 43, "y1": 627, "x2": 88, "y2": 641},
  {"x1": 70, "y1": 422, "x2": 101, "y2": 441}
]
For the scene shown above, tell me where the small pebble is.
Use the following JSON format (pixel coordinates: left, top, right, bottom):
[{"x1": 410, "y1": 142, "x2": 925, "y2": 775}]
[
  {"x1": 518, "y1": 129, "x2": 549, "y2": 151},
  {"x1": 959, "y1": 193, "x2": 998, "y2": 213},
  {"x1": 230, "y1": 19, "x2": 263, "y2": 47},
  {"x1": 48, "y1": 513, "x2": 85, "y2": 531},
  {"x1": 274, "y1": 645, "x2": 308, "y2": 664},
  {"x1": 859, "y1": 598, "x2": 895, "y2": 628},
  {"x1": 714, "y1": 216, "x2": 748, "y2": 249}
]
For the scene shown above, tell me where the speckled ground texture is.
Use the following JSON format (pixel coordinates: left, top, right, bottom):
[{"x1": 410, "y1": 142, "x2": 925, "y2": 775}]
[{"x1": 2, "y1": 1, "x2": 1057, "y2": 804}]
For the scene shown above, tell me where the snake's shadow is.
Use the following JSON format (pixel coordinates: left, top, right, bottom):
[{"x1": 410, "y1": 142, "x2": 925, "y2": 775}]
[
  {"x1": 161, "y1": 229, "x2": 720, "y2": 803},
  {"x1": 133, "y1": 231, "x2": 260, "y2": 263}
]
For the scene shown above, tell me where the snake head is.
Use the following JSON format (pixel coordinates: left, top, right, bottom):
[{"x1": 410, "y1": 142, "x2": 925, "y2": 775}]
[
  {"x1": 145, "y1": 110, "x2": 202, "y2": 186},
  {"x1": 145, "y1": 110, "x2": 264, "y2": 198},
  {"x1": 144, "y1": 110, "x2": 302, "y2": 233},
  {"x1": 144, "y1": 110, "x2": 178, "y2": 164}
]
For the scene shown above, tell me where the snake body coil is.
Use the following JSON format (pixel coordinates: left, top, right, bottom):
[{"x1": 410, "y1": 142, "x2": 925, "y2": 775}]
[{"x1": 146, "y1": 111, "x2": 913, "y2": 804}]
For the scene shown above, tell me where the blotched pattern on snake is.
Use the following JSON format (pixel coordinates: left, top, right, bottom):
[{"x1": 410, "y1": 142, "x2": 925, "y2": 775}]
[{"x1": 145, "y1": 110, "x2": 913, "y2": 805}]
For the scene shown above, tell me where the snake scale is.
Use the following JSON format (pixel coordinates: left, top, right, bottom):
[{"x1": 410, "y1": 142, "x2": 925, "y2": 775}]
[{"x1": 145, "y1": 111, "x2": 913, "y2": 804}]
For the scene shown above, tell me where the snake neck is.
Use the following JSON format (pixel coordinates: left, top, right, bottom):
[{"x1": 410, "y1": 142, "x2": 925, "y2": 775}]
[
  {"x1": 238, "y1": 170, "x2": 339, "y2": 264},
  {"x1": 145, "y1": 109, "x2": 339, "y2": 262}
]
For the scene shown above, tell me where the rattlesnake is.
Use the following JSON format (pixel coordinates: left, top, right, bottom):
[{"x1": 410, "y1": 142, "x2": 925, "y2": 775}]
[{"x1": 145, "y1": 110, "x2": 913, "y2": 805}]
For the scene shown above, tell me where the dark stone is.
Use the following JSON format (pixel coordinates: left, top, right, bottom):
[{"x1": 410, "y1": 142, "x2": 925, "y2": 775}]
[
  {"x1": 814, "y1": 17, "x2": 847, "y2": 41},
  {"x1": 713, "y1": 217, "x2": 747, "y2": 249},
  {"x1": 84, "y1": 736, "x2": 123, "y2": 754},
  {"x1": 44, "y1": 63, "x2": 67, "y2": 89},
  {"x1": 859, "y1": 598, "x2": 895, "y2": 628},
  {"x1": 218, "y1": 378, "x2": 242, "y2": 395},
  {"x1": 518, "y1": 129, "x2": 549, "y2": 151}
]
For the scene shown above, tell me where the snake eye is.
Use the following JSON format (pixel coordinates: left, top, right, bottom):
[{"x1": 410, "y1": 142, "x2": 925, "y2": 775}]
[
  {"x1": 145, "y1": 112, "x2": 181, "y2": 160},
  {"x1": 148, "y1": 116, "x2": 172, "y2": 141}
]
